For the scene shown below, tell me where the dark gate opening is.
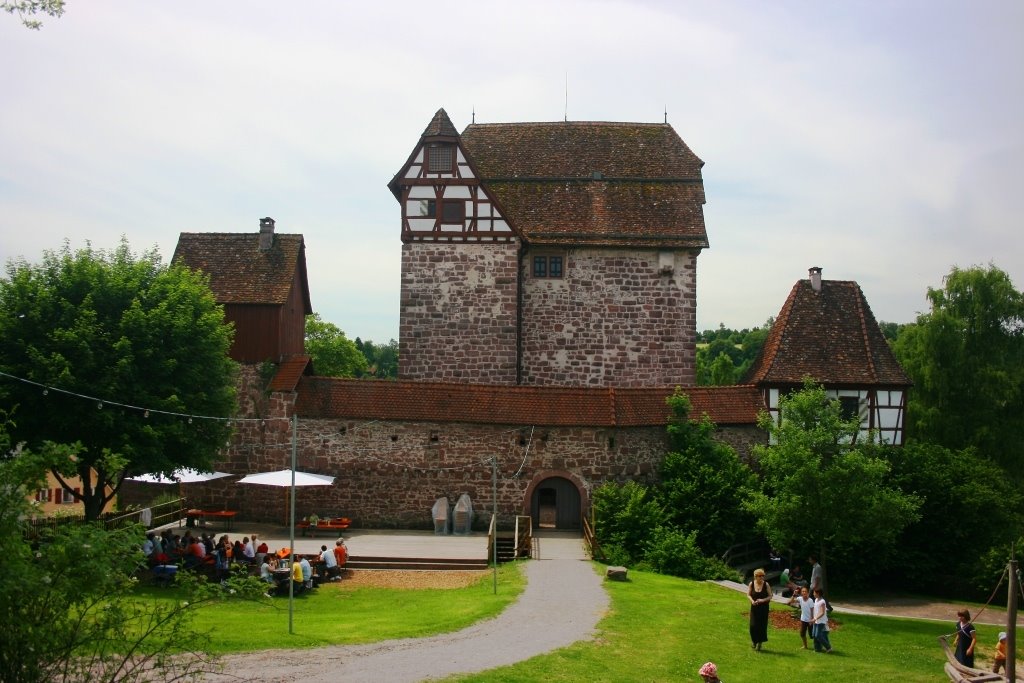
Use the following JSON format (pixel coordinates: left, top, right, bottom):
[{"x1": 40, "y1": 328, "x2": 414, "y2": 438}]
[{"x1": 530, "y1": 476, "x2": 581, "y2": 530}]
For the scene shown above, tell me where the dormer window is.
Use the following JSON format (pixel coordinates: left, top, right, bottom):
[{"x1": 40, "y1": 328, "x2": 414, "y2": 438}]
[{"x1": 426, "y1": 144, "x2": 454, "y2": 173}]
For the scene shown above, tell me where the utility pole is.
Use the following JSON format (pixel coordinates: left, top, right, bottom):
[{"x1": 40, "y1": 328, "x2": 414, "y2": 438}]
[
  {"x1": 1008, "y1": 557, "x2": 1017, "y2": 682},
  {"x1": 492, "y1": 455, "x2": 498, "y2": 595}
]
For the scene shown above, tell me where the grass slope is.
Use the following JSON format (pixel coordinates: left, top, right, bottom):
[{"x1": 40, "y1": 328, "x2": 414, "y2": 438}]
[
  {"x1": 450, "y1": 569, "x2": 957, "y2": 682},
  {"x1": 136, "y1": 564, "x2": 524, "y2": 654}
]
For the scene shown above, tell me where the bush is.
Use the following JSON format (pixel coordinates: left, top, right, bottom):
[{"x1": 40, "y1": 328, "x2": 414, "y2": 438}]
[
  {"x1": 592, "y1": 481, "x2": 665, "y2": 563},
  {"x1": 644, "y1": 527, "x2": 741, "y2": 581}
]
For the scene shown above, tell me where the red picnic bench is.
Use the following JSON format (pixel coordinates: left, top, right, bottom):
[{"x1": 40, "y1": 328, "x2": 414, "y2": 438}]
[{"x1": 297, "y1": 517, "x2": 351, "y2": 537}]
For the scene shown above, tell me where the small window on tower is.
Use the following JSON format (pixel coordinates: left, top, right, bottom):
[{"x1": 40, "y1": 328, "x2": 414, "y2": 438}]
[
  {"x1": 532, "y1": 253, "x2": 565, "y2": 279},
  {"x1": 427, "y1": 145, "x2": 454, "y2": 173}
]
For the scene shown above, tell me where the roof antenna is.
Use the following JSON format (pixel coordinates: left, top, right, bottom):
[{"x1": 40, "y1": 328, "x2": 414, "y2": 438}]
[
  {"x1": 472, "y1": 105, "x2": 475, "y2": 124},
  {"x1": 564, "y1": 72, "x2": 568, "y2": 122},
  {"x1": 664, "y1": 105, "x2": 668, "y2": 124}
]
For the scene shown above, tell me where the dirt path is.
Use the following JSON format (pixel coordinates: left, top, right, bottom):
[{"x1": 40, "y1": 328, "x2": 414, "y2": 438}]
[
  {"x1": 715, "y1": 580, "x2": 1024, "y2": 626},
  {"x1": 202, "y1": 538, "x2": 607, "y2": 683}
]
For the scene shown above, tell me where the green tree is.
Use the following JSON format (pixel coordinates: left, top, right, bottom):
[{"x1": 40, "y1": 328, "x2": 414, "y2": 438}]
[
  {"x1": 885, "y1": 442, "x2": 1023, "y2": 597},
  {"x1": 305, "y1": 313, "x2": 368, "y2": 377},
  {"x1": 892, "y1": 264, "x2": 1024, "y2": 480},
  {"x1": 658, "y1": 391, "x2": 759, "y2": 556},
  {"x1": 355, "y1": 337, "x2": 399, "y2": 379},
  {"x1": 0, "y1": 240, "x2": 236, "y2": 520},
  {"x1": 2, "y1": 0, "x2": 64, "y2": 29},
  {"x1": 0, "y1": 429, "x2": 265, "y2": 682},
  {"x1": 744, "y1": 380, "x2": 920, "y2": 591}
]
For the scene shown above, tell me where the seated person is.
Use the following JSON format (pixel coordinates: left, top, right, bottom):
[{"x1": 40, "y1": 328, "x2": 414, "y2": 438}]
[
  {"x1": 333, "y1": 538, "x2": 348, "y2": 570},
  {"x1": 259, "y1": 555, "x2": 277, "y2": 584},
  {"x1": 299, "y1": 556, "x2": 313, "y2": 588},
  {"x1": 291, "y1": 559, "x2": 305, "y2": 594},
  {"x1": 184, "y1": 536, "x2": 206, "y2": 569},
  {"x1": 320, "y1": 544, "x2": 340, "y2": 580},
  {"x1": 789, "y1": 564, "x2": 807, "y2": 587}
]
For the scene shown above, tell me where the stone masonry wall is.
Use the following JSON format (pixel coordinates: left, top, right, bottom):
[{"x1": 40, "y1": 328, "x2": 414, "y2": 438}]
[
  {"x1": 522, "y1": 248, "x2": 698, "y2": 387},
  {"x1": 398, "y1": 241, "x2": 520, "y2": 384}
]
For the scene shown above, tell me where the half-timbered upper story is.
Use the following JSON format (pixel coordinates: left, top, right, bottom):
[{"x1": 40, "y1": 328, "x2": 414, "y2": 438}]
[
  {"x1": 389, "y1": 109, "x2": 710, "y2": 388},
  {"x1": 744, "y1": 267, "x2": 912, "y2": 444},
  {"x1": 173, "y1": 218, "x2": 313, "y2": 364}
]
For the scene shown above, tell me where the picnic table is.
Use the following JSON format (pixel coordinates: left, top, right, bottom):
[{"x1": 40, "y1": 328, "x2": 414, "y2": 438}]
[
  {"x1": 297, "y1": 517, "x2": 350, "y2": 537},
  {"x1": 185, "y1": 509, "x2": 238, "y2": 530}
]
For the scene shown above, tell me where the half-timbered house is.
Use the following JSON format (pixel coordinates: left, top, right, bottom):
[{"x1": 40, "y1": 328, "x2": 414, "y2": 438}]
[{"x1": 745, "y1": 266, "x2": 911, "y2": 444}]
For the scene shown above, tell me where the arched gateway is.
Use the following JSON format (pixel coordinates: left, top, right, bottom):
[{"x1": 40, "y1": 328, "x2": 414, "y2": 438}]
[{"x1": 524, "y1": 473, "x2": 584, "y2": 530}]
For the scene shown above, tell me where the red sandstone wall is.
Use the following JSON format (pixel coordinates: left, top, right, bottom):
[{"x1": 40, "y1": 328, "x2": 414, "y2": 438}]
[
  {"x1": 521, "y1": 248, "x2": 698, "y2": 387},
  {"x1": 398, "y1": 242, "x2": 520, "y2": 384}
]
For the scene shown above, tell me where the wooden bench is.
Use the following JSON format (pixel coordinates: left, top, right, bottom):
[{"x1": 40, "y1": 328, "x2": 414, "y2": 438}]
[
  {"x1": 297, "y1": 517, "x2": 351, "y2": 537},
  {"x1": 185, "y1": 509, "x2": 238, "y2": 530}
]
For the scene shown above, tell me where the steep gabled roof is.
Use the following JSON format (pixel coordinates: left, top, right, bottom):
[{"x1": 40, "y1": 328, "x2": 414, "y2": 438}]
[
  {"x1": 294, "y1": 379, "x2": 762, "y2": 427},
  {"x1": 421, "y1": 108, "x2": 459, "y2": 138},
  {"x1": 173, "y1": 232, "x2": 312, "y2": 312},
  {"x1": 460, "y1": 121, "x2": 709, "y2": 249},
  {"x1": 745, "y1": 278, "x2": 911, "y2": 387}
]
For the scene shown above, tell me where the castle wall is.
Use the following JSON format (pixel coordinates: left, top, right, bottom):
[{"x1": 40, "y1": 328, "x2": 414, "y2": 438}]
[
  {"x1": 398, "y1": 241, "x2": 519, "y2": 384},
  {"x1": 522, "y1": 248, "x2": 698, "y2": 387}
]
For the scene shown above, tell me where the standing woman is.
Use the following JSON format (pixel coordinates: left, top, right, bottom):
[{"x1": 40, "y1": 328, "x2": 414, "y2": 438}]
[
  {"x1": 747, "y1": 568, "x2": 771, "y2": 650},
  {"x1": 954, "y1": 609, "x2": 976, "y2": 667}
]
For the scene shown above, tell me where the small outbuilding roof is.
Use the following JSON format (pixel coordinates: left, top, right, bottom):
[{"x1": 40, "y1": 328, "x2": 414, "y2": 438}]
[{"x1": 745, "y1": 274, "x2": 911, "y2": 387}]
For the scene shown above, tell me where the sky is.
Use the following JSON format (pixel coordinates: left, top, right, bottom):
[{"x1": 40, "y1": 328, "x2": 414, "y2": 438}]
[{"x1": 2, "y1": 1, "x2": 1022, "y2": 343}]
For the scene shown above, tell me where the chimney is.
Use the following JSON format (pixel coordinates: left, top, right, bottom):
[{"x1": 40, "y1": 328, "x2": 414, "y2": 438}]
[
  {"x1": 259, "y1": 217, "x2": 275, "y2": 251},
  {"x1": 809, "y1": 266, "x2": 822, "y2": 292}
]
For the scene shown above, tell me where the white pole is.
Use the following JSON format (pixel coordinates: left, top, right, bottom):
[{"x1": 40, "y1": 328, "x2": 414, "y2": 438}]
[
  {"x1": 288, "y1": 414, "x2": 297, "y2": 634},
  {"x1": 492, "y1": 455, "x2": 497, "y2": 595}
]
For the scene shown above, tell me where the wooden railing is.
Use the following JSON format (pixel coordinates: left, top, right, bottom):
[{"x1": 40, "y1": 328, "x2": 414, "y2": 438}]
[
  {"x1": 487, "y1": 513, "x2": 496, "y2": 565},
  {"x1": 27, "y1": 496, "x2": 189, "y2": 535},
  {"x1": 582, "y1": 514, "x2": 604, "y2": 561},
  {"x1": 513, "y1": 515, "x2": 532, "y2": 559}
]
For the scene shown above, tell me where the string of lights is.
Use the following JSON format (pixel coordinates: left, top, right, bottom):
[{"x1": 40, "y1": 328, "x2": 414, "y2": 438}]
[
  {"x1": 1, "y1": 369, "x2": 536, "y2": 478},
  {"x1": 0, "y1": 369, "x2": 281, "y2": 424}
]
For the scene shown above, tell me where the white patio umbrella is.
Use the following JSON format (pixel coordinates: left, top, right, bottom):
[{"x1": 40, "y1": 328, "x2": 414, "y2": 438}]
[
  {"x1": 236, "y1": 468, "x2": 335, "y2": 528},
  {"x1": 126, "y1": 468, "x2": 233, "y2": 484},
  {"x1": 236, "y1": 469, "x2": 334, "y2": 487}
]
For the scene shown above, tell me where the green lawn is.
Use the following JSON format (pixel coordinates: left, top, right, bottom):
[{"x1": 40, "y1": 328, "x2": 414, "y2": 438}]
[
  {"x1": 136, "y1": 563, "x2": 1008, "y2": 681},
  {"x1": 447, "y1": 569, "x2": 976, "y2": 682},
  {"x1": 136, "y1": 564, "x2": 524, "y2": 654}
]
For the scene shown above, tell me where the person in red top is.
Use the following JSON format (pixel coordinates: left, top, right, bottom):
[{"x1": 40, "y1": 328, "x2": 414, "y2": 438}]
[{"x1": 333, "y1": 538, "x2": 348, "y2": 571}]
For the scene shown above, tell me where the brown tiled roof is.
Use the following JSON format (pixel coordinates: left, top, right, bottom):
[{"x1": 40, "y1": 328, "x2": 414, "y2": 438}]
[
  {"x1": 268, "y1": 356, "x2": 312, "y2": 392},
  {"x1": 745, "y1": 279, "x2": 911, "y2": 387},
  {"x1": 459, "y1": 121, "x2": 709, "y2": 249},
  {"x1": 421, "y1": 108, "x2": 459, "y2": 138},
  {"x1": 173, "y1": 232, "x2": 312, "y2": 310},
  {"x1": 294, "y1": 379, "x2": 762, "y2": 427}
]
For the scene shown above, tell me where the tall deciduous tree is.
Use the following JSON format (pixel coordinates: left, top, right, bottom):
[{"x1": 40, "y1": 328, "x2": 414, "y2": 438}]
[
  {"x1": 893, "y1": 264, "x2": 1024, "y2": 480},
  {"x1": 0, "y1": 240, "x2": 236, "y2": 520},
  {"x1": 0, "y1": 418, "x2": 265, "y2": 683},
  {"x1": 305, "y1": 313, "x2": 368, "y2": 377},
  {"x1": 744, "y1": 380, "x2": 920, "y2": 591},
  {"x1": 659, "y1": 391, "x2": 758, "y2": 557}
]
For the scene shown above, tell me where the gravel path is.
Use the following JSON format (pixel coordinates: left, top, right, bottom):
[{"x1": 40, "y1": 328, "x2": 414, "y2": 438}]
[{"x1": 203, "y1": 539, "x2": 608, "y2": 682}]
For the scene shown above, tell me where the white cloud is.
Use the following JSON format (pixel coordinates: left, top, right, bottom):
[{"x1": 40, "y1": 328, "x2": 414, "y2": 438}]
[{"x1": 1, "y1": 0, "x2": 1022, "y2": 341}]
